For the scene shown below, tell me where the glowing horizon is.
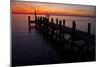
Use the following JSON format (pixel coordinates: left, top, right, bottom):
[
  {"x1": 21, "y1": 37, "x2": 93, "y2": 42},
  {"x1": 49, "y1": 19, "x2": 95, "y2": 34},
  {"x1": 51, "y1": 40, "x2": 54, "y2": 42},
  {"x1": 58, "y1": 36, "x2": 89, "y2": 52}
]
[{"x1": 11, "y1": 1, "x2": 96, "y2": 17}]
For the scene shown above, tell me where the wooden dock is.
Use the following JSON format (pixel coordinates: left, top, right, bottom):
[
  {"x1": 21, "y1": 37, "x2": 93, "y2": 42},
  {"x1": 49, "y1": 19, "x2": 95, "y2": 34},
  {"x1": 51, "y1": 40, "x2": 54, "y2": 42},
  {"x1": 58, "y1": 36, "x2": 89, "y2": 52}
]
[{"x1": 28, "y1": 11, "x2": 95, "y2": 52}]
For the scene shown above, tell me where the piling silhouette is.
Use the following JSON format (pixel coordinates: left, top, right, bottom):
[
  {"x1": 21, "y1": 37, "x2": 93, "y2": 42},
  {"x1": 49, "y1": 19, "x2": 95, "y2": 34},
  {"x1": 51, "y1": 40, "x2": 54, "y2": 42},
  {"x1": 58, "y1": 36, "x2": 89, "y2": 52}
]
[{"x1": 27, "y1": 10, "x2": 95, "y2": 61}]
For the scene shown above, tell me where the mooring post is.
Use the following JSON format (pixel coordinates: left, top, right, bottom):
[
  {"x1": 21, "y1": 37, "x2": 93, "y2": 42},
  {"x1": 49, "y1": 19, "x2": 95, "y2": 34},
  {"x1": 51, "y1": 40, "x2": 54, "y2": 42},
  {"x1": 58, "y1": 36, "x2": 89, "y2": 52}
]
[
  {"x1": 55, "y1": 18, "x2": 59, "y2": 35},
  {"x1": 72, "y1": 21, "x2": 76, "y2": 34},
  {"x1": 63, "y1": 19, "x2": 65, "y2": 27},
  {"x1": 51, "y1": 18, "x2": 54, "y2": 23},
  {"x1": 36, "y1": 17, "x2": 39, "y2": 29},
  {"x1": 45, "y1": 17, "x2": 48, "y2": 29},
  {"x1": 71, "y1": 21, "x2": 76, "y2": 46},
  {"x1": 50, "y1": 18, "x2": 54, "y2": 39},
  {"x1": 62, "y1": 19, "x2": 65, "y2": 38},
  {"x1": 59, "y1": 20, "x2": 62, "y2": 26},
  {"x1": 28, "y1": 16, "x2": 30, "y2": 30},
  {"x1": 46, "y1": 17, "x2": 49, "y2": 34},
  {"x1": 34, "y1": 10, "x2": 37, "y2": 28},
  {"x1": 59, "y1": 20, "x2": 62, "y2": 37},
  {"x1": 88, "y1": 23, "x2": 91, "y2": 35},
  {"x1": 35, "y1": 10, "x2": 36, "y2": 21},
  {"x1": 51, "y1": 18, "x2": 54, "y2": 30},
  {"x1": 59, "y1": 20, "x2": 62, "y2": 28},
  {"x1": 85, "y1": 23, "x2": 91, "y2": 51},
  {"x1": 56, "y1": 18, "x2": 58, "y2": 25},
  {"x1": 47, "y1": 17, "x2": 49, "y2": 23},
  {"x1": 39, "y1": 17, "x2": 42, "y2": 30}
]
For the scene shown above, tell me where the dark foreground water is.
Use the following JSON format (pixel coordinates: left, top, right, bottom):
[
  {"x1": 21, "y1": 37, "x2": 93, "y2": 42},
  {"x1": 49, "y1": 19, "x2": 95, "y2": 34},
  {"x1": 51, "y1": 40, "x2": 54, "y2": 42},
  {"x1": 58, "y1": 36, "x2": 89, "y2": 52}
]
[
  {"x1": 12, "y1": 29, "x2": 95, "y2": 66},
  {"x1": 12, "y1": 14, "x2": 95, "y2": 66}
]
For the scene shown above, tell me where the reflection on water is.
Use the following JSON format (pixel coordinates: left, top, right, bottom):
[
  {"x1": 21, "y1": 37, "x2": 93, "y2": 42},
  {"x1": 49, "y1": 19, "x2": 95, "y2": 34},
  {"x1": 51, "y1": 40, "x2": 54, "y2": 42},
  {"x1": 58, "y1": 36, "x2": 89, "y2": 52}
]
[
  {"x1": 12, "y1": 14, "x2": 96, "y2": 66},
  {"x1": 12, "y1": 29, "x2": 59, "y2": 65},
  {"x1": 12, "y1": 14, "x2": 96, "y2": 35}
]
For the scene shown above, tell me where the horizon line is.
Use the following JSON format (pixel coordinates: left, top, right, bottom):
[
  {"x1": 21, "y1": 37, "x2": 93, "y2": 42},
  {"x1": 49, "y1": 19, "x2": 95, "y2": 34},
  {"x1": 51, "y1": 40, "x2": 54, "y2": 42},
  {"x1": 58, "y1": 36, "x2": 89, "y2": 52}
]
[{"x1": 12, "y1": 12, "x2": 96, "y2": 18}]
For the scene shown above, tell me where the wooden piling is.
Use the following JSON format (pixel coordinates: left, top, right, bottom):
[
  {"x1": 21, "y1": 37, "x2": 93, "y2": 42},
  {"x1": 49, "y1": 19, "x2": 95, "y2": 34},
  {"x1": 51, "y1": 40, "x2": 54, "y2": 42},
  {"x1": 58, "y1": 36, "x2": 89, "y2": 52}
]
[
  {"x1": 35, "y1": 10, "x2": 36, "y2": 21},
  {"x1": 56, "y1": 18, "x2": 58, "y2": 25},
  {"x1": 28, "y1": 16, "x2": 30, "y2": 30},
  {"x1": 71, "y1": 21, "x2": 76, "y2": 45},
  {"x1": 62, "y1": 19, "x2": 65, "y2": 38},
  {"x1": 72, "y1": 20, "x2": 76, "y2": 39},
  {"x1": 51, "y1": 18, "x2": 54, "y2": 23},
  {"x1": 88, "y1": 23, "x2": 91, "y2": 34},
  {"x1": 34, "y1": 10, "x2": 37, "y2": 28},
  {"x1": 59, "y1": 20, "x2": 62, "y2": 26},
  {"x1": 46, "y1": 17, "x2": 48, "y2": 22},
  {"x1": 59, "y1": 20, "x2": 62, "y2": 36},
  {"x1": 63, "y1": 19, "x2": 65, "y2": 27},
  {"x1": 72, "y1": 21, "x2": 76, "y2": 32}
]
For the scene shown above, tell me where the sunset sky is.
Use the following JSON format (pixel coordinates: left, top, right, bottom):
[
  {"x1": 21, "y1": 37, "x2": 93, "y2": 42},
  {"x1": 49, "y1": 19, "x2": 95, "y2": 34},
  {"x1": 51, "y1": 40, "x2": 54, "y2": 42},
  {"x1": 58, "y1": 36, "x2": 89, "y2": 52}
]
[{"x1": 11, "y1": 1, "x2": 96, "y2": 17}]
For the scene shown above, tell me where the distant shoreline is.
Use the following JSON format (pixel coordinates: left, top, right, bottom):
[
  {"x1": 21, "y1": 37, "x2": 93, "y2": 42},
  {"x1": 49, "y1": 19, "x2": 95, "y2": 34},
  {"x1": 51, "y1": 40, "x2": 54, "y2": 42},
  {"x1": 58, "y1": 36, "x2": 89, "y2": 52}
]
[{"x1": 11, "y1": 13, "x2": 96, "y2": 18}]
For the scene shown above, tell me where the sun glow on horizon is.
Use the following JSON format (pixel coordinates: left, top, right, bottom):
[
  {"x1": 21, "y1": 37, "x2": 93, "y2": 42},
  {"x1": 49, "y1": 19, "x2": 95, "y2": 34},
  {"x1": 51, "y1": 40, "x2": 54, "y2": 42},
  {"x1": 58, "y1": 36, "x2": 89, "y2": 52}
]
[{"x1": 11, "y1": 1, "x2": 96, "y2": 17}]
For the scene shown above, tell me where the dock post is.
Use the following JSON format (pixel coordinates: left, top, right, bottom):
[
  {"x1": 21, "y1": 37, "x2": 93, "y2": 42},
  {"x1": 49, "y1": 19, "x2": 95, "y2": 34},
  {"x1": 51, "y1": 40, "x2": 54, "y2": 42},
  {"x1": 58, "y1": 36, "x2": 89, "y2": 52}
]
[
  {"x1": 72, "y1": 21, "x2": 76, "y2": 38},
  {"x1": 34, "y1": 10, "x2": 37, "y2": 28},
  {"x1": 51, "y1": 18, "x2": 54, "y2": 23},
  {"x1": 53, "y1": 18, "x2": 58, "y2": 41},
  {"x1": 35, "y1": 10, "x2": 36, "y2": 21},
  {"x1": 59, "y1": 20, "x2": 62, "y2": 26},
  {"x1": 51, "y1": 18, "x2": 54, "y2": 39},
  {"x1": 59, "y1": 20, "x2": 62, "y2": 40},
  {"x1": 88, "y1": 23, "x2": 91, "y2": 35},
  {"x1": 59, "y1": 20, "x2": 65, "y2": 45},
  {"x1": 51, "y1": 18, "x2": 54, "y2": 30},
  {"x1": 40, "y1": 17, "x2": 42, "y2": 30},
  {"x1": 56, "y1": 18, "x2": 58, "y2": 25},
  {"x1": 63, "y1": 19, "x2": 65, "y2": 27},
  {"x1": 28, "y1": 16, "x2": 30, "y2": 30},
  {"x1": 62, "y1": 19, "x2": 65, "y2": 38},
  {"x1": 71, "y1": 21, "x2": 76, "y2": 47},
  {"x1": 59, "y1": 20, "x2": 62, "y2": 31},
  {"x1": 72, "y1": 21, "x2": 76, "y2": 34},
  {"x1": 45, "y1": 17, "x2": 49, "y2": 33}
]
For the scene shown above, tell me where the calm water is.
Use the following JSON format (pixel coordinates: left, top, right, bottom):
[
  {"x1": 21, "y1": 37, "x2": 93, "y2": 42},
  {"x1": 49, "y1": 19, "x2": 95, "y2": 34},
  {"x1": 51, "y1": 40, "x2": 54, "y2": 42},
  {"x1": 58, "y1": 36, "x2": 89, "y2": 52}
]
[
  {"x1": 12, "y1": 14, "x2": 96, "y2": 35},
  {"x1": 12, "y1": 14, "x2": 95, "y2": 66}
]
